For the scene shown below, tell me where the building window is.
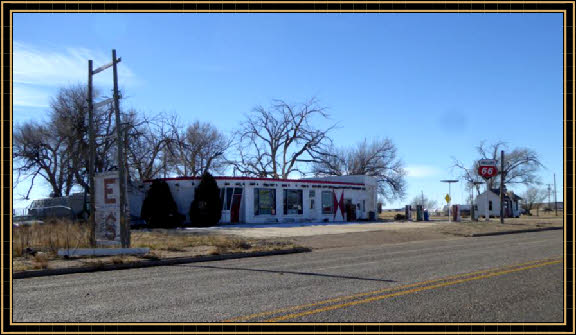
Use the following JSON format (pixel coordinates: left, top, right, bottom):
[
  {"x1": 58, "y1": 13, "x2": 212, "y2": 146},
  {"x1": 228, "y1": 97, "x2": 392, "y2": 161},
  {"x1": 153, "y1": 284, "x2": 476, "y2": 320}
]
[
  {"x1": 322, "y1": 191, "x2": 334, "y2": 214},
  {"x1": 284, "y1": 189, "x2": 303, "y2": 215},
  {"x1": 254, "y1": 188, "x2": 276, "y2": 215},
  {"x1": 220, "y1": 187, "x2": 243, "y2": 210},
  {"x1": 309, "y1": 190, "x2": 315, "y2": 209},
  {"x1": 489, "y1": 201, "x2": 493, "y2": 211}
]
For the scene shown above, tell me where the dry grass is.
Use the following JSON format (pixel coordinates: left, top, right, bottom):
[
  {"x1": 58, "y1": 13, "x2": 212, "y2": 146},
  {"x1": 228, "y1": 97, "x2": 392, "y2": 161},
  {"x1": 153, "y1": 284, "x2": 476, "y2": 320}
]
[
  {"x1": 131, "y1": 230, "x2": 288, "y2": 254},
  {"x1": 13, "y1": 218, "x2": 91, "y2": 257},
  {"x1": 12, "y1": 221, "x2": 299, "y2": 273}
]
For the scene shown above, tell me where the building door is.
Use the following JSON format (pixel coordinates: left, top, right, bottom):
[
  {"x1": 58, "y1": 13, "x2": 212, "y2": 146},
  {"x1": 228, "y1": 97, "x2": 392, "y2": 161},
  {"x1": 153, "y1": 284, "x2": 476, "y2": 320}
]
[
  {"x1": 230, "y1": 189, "x2": 243, "y2": 224},
  {"x1": 345, "y1": 199, "x2": 355, "y2": 222}
]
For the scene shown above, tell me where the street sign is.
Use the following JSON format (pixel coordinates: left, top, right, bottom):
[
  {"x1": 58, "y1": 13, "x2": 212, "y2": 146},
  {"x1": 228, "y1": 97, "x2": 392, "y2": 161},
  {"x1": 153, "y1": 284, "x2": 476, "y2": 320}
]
[
  {"x1": 478, "y1": 165, "x2": 498, "y2": 179},
  {"x1": 445, "y1": 194, "x2": 451, "y2": 203},
  {"x1": 477, "y1": 159, "x2": 498, "y2": 179},
  {"x1": 478, "y1": 159, "x2": 497, "y2": 166}
]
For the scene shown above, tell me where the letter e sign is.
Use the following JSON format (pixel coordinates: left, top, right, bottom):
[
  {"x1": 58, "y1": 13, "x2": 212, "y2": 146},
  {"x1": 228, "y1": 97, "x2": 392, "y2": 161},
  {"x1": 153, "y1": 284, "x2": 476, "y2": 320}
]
[{"x1": 104, "y1": 178, "x2": 116, "y2": 204}]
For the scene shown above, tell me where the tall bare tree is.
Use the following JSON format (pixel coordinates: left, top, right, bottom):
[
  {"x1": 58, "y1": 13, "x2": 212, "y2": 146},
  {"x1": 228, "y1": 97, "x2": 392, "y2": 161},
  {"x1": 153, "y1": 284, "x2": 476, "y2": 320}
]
[
  {"x1": 123, "y1": 110, "x2": 174, "y2": 181},
  {"x1": 453, "y1": 140, "x2": 544, "y2": 193},
  {"x1": 234, "y1": 98, "x2": 336, "y2": 178},
  {"x1": 13, "y1": 121, "x2": 72, "y2": 198},
  {"x1": 312, "y1": 138, "x2": 406, "y2": 202},
  {"x1": 14, "y1": 85, "x2": 140, "y2": 198},
  {"x1": 165, "y1": 118, "x2": 230, "y2": 177}
]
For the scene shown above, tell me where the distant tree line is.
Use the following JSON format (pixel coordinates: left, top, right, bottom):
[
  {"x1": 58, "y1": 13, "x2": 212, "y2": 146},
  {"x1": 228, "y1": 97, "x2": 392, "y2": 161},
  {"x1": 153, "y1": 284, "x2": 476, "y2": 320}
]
[{"x1": 14, "y1": 84, "x2": 408, "y2": 203}]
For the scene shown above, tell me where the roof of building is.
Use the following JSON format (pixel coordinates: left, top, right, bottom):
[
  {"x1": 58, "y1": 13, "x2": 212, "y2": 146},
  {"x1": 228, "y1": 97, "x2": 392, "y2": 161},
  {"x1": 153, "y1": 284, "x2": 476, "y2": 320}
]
[
  {"x1": 488, "y1": 188, "x2": 523, "y2": 200},
  {"x1": 144, "y1": 175, "x2": 366, "y2": 186}
]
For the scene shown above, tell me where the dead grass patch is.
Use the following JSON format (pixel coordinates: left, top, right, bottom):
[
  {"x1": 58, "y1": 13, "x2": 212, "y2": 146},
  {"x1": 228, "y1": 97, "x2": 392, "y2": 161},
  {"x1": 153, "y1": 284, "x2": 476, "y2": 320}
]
[
  {"x1": 13, "y1": 218, "x2": 91, "y2": 257},
  {"x1": 12, "y1": 224, "x2": 301, "y2": 273}
]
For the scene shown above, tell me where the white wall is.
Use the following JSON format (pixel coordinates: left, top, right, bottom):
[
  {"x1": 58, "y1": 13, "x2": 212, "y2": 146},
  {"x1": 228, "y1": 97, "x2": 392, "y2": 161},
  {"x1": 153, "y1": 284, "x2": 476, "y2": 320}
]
[{"x1": 128, "y1": 177, "x2": 377, "y2": 224}]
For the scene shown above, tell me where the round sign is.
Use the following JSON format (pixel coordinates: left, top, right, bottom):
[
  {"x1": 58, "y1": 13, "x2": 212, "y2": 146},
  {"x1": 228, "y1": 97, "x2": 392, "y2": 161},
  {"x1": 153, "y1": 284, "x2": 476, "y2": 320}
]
[{"x1": 478, "y1": 165, "x2": 498, "y2": 178}]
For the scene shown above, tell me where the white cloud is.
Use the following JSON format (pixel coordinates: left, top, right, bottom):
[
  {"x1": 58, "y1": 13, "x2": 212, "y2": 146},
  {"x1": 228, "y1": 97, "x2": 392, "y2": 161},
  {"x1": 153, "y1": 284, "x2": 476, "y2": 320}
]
[
  {"x1": 13, "y1": 83, "x2": 52, "y2": 108},
  {"x1": 405, "y1": 165, "x2": 442, "y2": 178},
  {"x1": 13, "y1": 42, "x2": 137, "y2": 87}
]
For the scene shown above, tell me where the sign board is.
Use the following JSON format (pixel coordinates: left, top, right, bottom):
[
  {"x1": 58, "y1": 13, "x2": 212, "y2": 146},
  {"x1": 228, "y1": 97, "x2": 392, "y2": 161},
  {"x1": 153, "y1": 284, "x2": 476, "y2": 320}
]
[
  {"x1": 478, "y1": 159, "x2": 497, "y2": 167},
  {"x1": 94, "y1": 171, "x2": 123, "y2": 244},
  {"x1": 478, "y1": 165, "x2": 498, "y2": 179},
  {"x1": 477, "y1": 159, "x2": 498, "y2": 179},
  {"x1": 445, "y1": 194, "x2": 451, "y2": 203}
]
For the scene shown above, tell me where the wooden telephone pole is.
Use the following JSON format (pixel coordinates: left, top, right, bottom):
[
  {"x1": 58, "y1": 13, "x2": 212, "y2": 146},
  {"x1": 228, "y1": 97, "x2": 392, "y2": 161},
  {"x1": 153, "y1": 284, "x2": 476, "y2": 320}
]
[
  {"x1": 87, "y1": 49, "x2": 129, "y2": 247},
  {"x1": 112, "y1": 49, "x2": 130, "y2": 248},
  {"x1": 87, "y1": 60, "x2": 96, "y2": 247}
]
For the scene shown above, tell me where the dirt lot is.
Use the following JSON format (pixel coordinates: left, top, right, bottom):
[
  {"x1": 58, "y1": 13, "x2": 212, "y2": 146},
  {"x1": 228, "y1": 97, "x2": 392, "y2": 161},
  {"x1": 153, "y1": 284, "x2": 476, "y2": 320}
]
[
  {"x1": 210, "y1": 215, "x2": 564, "y2": 250},
  {"x1": 13, "y1": 215, "x2": 563, "y2": 274}
]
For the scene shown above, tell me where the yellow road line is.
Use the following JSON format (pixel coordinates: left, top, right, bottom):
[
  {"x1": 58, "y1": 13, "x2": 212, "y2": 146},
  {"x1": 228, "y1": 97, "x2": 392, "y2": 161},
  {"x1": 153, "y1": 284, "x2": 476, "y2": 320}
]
[
  {"x1": 223, "y1": 257, "x2": 561, "y2": 322},
  {"x1": 265, "y1": 260, "x2": 562, "y2": 322}
]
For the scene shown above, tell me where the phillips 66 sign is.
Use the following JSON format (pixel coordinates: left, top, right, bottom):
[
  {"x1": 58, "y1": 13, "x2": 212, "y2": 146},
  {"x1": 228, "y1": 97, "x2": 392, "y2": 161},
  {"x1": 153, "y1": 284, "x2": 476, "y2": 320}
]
[{"x1": 477, "y1": 159, "x2": 498, "y2": 179}]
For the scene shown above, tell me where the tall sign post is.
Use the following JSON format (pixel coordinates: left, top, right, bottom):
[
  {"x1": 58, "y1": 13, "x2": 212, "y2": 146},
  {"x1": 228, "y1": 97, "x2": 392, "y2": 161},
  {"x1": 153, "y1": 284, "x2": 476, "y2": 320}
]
[
  {"x1": 477, "y1": 159, "x2": 498, "y2": 222},
  {"x1": 440, "y1": 180, "x2": 458, "y2": 223},
  {"x1": 87, "y1": 50, "x2": 128, "y2": 247}
]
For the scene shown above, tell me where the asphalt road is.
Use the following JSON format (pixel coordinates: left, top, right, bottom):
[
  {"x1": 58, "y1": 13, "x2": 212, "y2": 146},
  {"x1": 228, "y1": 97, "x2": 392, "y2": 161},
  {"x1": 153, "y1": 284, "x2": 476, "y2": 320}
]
[{"x1": 13, "y1": 230, "x2": 563, "y2": 323}]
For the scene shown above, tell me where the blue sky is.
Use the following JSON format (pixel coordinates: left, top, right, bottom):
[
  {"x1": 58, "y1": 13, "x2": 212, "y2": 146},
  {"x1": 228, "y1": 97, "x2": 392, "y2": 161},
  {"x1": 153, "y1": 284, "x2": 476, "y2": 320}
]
[{"x1": 12, "y1": 13, "x2": 563, "y2": 209}]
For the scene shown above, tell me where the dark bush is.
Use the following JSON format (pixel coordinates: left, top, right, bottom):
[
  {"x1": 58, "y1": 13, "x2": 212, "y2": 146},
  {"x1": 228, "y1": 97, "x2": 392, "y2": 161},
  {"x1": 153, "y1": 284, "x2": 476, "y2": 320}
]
[
  {"x1": 140, "y1": 179, "x2": 185, "y2": 228},
  {"x1": 394, "y1": 214, "x2": 406, "y2": 221},
  {"x1": 189, "y1": 172, "x2": 222, "y2": 227}
]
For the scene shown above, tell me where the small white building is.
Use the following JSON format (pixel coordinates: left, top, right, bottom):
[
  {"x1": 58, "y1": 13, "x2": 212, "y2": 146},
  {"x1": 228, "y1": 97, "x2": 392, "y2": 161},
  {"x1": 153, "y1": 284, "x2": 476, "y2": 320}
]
[
  {"x1": 476, "y1": 188, "x2": 522, "y2": 218},
  {"x1": 128, "y1": 175, "x2": 378, "y2": 224}
]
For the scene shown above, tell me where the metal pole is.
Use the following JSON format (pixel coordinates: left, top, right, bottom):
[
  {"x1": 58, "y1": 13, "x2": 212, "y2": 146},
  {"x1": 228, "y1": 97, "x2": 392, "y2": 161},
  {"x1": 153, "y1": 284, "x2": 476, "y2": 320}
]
[
  {"x1": 554, "y1": 173, "x2": 558, "y2": 216},
  {"x1": 485, "y1": 183, "x2": 490, "y2": 221},
  {"x1": 500, "y1": 150, "x2": 504, "y2": 223},
  {"x1": 448, "y1": 182, "x2": 452, "y2": 223},
  {"x1": 112, "y1": 49, "x2": 130, "y2": 248},
  {"x1": 88, "y1": 60, "x2": 96, "y2": 247}
]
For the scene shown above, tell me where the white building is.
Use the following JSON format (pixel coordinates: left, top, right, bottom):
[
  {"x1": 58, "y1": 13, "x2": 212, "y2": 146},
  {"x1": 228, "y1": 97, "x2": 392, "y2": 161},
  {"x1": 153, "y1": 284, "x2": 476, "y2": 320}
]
[
  {"x1": 476, "y1": 188, "x2": 522, "y2": 218},
  {"x1": 128, "y1": 175, "x2": 378, "y2": 224}
]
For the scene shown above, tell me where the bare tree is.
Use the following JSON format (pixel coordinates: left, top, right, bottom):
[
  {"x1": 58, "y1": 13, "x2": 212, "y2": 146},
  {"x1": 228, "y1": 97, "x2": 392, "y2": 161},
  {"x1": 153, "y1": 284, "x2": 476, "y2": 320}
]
[
  {"x1": 165, "y1": 118, "x2": 230, "y2": 177},
  {"x1": 313, "y1": 138, "x2": 406, "y2": 202},
  {"x1": 233, "y1": 98, "x2": 336, "y2": 179},
  {"x1": 522, "y1": 187, "x2": 547, "y2": 216},
  {"x1": 13, "y1": 84, "x2": 135, "y2": 198},
  {"x1": 123, "y1": 110, "x2": 174, "y2": 181},
  {"x1": 410, "y1": 194, "x2": 437, "y2": 210},
  {"x1": 453, "y1": 140, "x2": 544, "y2": 192},
  {"x1": 13, "y1": 121, "x2": 72, "y2": 198}
]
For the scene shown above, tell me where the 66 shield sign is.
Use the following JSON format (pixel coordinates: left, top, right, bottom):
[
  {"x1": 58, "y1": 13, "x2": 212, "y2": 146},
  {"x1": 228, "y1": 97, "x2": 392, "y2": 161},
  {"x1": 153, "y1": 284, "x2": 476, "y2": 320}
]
[{"x1": 478, "y1": 165, "x2": 498, "y2": 179}]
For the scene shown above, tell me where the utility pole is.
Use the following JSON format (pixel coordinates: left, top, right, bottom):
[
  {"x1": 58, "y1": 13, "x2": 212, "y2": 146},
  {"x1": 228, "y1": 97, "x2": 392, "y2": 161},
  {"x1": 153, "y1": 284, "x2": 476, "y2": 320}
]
[
  {"x1": 546, "y1": 183, "x2": 552, "y2": 213},
  {"x1": 87, "y1": 60, "x2": 96, "y2": 247},
  {"x1": 112, "y1": 49, "x2": 130, "y2": 248},
  {"x1": 554, "y1": 173, "x2": 558, "y2": 216},
  {"x1": 499, "y1": 150, "x2": 504, "y2": 223}
]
